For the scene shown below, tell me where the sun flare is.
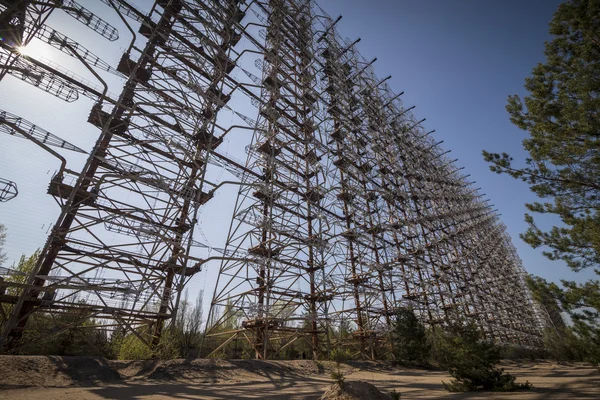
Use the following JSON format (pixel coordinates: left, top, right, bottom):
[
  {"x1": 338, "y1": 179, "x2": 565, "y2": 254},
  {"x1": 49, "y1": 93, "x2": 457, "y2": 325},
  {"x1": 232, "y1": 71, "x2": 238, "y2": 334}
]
[
  {"x1": 16, "y1": 45, "x2": 31, "y2": 56},
  {"x1": 16, "y1": 41, "x2": 48, "y2": 59}
]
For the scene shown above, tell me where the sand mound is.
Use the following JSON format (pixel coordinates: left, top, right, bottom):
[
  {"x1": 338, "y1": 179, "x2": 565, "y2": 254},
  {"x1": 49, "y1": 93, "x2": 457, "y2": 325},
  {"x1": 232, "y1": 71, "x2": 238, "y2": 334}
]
[
  {"x1": 0, "y1": 356, "x2": 121, "y2": 388},
  {"x1": 143, "y1": 359, "x2": 329, "y2": 382},
  {"x1": 320, "y1": 381, "x2": 392, "y2": 400},
  {"x1": 0, "y1": 355, "x2": 348, "y2": 388}
]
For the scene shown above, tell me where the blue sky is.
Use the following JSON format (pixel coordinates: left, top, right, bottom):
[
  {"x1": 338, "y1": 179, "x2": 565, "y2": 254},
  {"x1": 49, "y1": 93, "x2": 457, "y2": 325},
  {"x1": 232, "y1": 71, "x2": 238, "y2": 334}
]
[
  {"x1": 316, "y1": 0, "x2": 589, "y2": 285},
  {"x1": 0, "y1": 0, "x2": 589, "y2": 301}
]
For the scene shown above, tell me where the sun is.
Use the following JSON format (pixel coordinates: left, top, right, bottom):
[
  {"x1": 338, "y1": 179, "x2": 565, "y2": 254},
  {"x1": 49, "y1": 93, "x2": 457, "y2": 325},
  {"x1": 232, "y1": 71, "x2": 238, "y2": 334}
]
[
  {"x1": 16, "y1": 45, "x2": 32, "y2": 56},
  {"x1": 16, "y1": 40, "x2": 49, "y2": 59}
]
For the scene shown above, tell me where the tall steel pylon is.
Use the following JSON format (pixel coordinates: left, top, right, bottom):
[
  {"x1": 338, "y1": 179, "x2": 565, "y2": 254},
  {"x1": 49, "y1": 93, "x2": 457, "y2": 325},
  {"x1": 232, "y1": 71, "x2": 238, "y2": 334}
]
[
  {"x1": 0, "y1": 0, "x2": 246, "y2": 351},
  {"x1": 205, "y1": 0, "x2": 335, "y2": 360}
]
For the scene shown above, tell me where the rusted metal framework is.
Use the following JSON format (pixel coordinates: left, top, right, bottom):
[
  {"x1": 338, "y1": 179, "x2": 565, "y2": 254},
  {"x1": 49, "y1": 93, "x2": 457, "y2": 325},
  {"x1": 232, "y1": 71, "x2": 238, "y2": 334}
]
[
  {"x1": 0, "y1": 178, "x2": 18, "y2": 202},
  {"x1": 204, "y1": 0, "x2": 544, "y2": 359},
  {"x1": 0, "y1": 0, "x2": 245, "y2": 351},
  {"x1": 0, "y1": 0, "x2": 543, "y2": 357}
]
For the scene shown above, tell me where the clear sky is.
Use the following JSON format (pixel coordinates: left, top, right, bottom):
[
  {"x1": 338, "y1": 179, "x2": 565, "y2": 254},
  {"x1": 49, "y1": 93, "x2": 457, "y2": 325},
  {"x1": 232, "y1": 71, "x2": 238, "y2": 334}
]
[
  {"x1": 317, "y1": 0, "x2": 590, "y2": 285},
  {"x1": 0, "y1": 0, "x2": 589, "y2": 307}
]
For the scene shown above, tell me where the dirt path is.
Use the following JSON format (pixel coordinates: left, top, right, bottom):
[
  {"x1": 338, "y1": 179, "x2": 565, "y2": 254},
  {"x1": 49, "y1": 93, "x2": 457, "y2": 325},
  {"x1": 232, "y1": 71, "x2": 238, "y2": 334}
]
[{"x1": 0, "y1": 357, "x2": 597, "y2": 399}]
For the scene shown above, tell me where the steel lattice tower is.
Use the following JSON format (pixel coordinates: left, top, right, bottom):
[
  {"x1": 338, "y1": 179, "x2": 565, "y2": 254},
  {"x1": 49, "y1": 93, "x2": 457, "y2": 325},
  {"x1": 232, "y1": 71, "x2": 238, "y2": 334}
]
[
  {"x1": 1, "y1": 0, "x2": 245, "y2": 351},
  {"x1": 204, "y1": 0, "x2": 544, "y2": 359},
  {"x1": 0, "y1": 0, "x2": 544, "y2": 357}
]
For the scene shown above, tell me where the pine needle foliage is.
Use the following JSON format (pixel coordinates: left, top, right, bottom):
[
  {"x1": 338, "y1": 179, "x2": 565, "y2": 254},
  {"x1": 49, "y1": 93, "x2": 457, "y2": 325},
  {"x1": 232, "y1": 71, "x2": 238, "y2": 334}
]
[
  {"x1": 433, "y1": 322, "x2": 532, "y2": 392},
  {"x1": 483, "y1": 0, "x2": 600, "y2": 365}
]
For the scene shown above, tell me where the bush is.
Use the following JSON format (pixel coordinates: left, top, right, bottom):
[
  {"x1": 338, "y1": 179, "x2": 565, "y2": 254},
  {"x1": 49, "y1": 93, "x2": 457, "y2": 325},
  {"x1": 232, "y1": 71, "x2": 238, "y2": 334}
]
[
  {"x1": 443, "y1": 368, "x2": 532, "y2": 392},
  {"x1": 329, "y1": 347, "x2": 353, "y2": 362},
  {"x1": 117, "y1": 333, "x2": 153, "y2": 360},
  {"x1": 432, "y1": 322, "x2": 532, "y2": 392},
  {"x1": 498, "y1": 344, "x2": 546, "y2": 361}
]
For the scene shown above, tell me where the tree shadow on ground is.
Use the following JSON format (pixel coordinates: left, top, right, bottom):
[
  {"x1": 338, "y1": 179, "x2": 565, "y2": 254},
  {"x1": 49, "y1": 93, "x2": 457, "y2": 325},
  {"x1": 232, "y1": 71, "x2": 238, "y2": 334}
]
[
  {"x1": 88, "y1": 377, "x2": 330, "y2": 400},
  {"x1": 47, "y1": 356, "x2": 122, "y2": 384}
]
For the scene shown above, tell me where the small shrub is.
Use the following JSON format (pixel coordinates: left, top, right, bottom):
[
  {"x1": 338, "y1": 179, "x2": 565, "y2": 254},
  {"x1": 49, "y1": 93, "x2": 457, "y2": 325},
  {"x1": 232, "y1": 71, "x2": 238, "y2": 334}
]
[
  {"x1": 154, "y1": 328, "x2": 180, "y2": 360},
  {"x1": 330, "y1": 371, "x2": 345, "y2": 385},
  {"x1": 433, "y1": 321, "x2": 532, "y2": 392},
  {"x1": 499, "y1": 344, "x2": 545, "y2": 361},
  {"x1": 390, "y1": 388, "x2": 402, "y2": 399},
  {"x1": 315, "y1": 361, "x2": 325, "y2": 374},
  {"x1": 118, "y1": 334, "x2": 152, "y2": 360},
  {"x1": 329, "y1": 347, "x2": 353, "y2": 362},
  {"x1": 443, "y1": 368, "x2": 532, "y2": 392}
]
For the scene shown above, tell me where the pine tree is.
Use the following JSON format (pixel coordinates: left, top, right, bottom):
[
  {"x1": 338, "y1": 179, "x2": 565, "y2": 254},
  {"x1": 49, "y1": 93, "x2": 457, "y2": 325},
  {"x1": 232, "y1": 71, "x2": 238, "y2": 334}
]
[
  {"x1": 434, "y1": 322, "x2": 531, "y2": 392},
  {"x1": 391, "y1": 308, "x2": 430, "y2": 365},
  {"x1": 483, "y1": 0, "x2": 600, "y2": 364}
]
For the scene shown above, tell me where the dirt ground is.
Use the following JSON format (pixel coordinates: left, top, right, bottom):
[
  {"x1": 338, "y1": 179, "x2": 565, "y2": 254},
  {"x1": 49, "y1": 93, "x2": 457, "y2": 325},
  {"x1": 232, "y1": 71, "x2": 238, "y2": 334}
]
[{"x1": 0, "y1": 356, "x2": 598, "y2": 399}]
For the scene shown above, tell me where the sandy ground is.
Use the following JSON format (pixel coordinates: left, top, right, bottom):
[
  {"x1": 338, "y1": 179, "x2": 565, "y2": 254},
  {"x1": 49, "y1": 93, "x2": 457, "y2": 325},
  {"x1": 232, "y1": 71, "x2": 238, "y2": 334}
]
[{"x1": 0, "y1": 356, "x2": 598, "y2": 399}]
